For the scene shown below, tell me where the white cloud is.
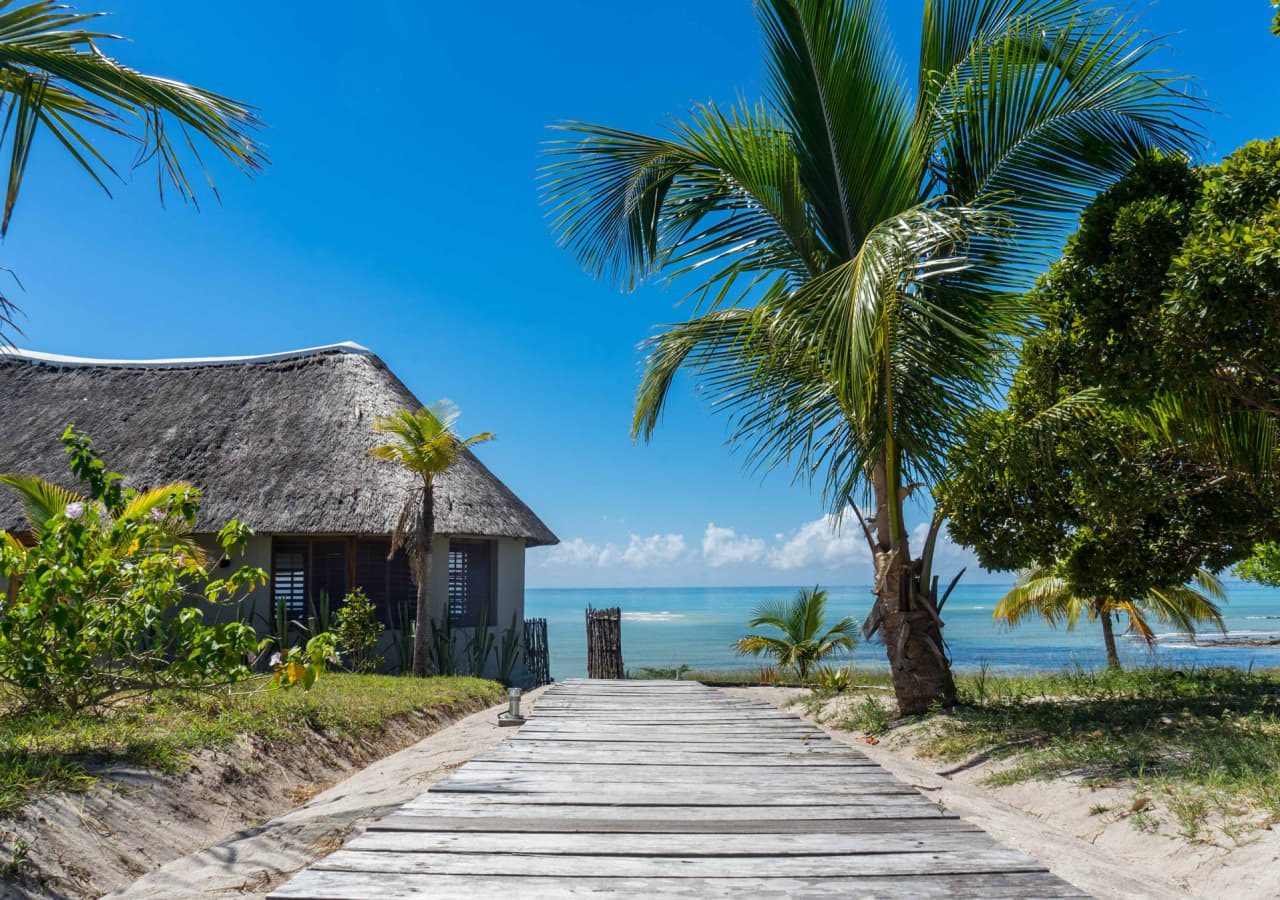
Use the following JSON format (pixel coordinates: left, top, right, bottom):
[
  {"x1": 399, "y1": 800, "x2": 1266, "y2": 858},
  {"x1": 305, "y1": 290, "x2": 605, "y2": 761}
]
[
  {"x1": 538, "y1": 533, "x2": 688, "y2": 569},
  {"x1": 701, "y1": 523, "x2": 767, "y2": 568},
  {"x1": 910, "y1": 521, "x2": 981, "y2": 579},
  {"x1": 767, "y1": 514, "x2": 871, "y2": 571}
]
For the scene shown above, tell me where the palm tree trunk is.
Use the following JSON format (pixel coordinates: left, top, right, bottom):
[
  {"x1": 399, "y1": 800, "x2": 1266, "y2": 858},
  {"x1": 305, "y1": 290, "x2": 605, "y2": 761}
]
[
  {"x1": 411, "y1": 482, "x2": 435, "y2": 677},
  {"x1": 1100, "y1": 607, "x2": 1121, "y2": 670},
  {"x1": 870, "y1": 472, "x2": 956, "y2": 716}
]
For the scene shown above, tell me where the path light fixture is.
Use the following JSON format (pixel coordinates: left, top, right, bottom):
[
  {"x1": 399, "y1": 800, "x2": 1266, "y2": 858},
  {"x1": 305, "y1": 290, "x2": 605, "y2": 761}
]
[{"x1": 498, "y1": 687, "x2": 525, "y2": 727}]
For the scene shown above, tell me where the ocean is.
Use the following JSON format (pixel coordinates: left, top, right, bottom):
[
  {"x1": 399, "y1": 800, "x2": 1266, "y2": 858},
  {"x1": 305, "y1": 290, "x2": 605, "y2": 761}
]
[{"x1": 525, "y1": 583, "x2": 1280, "y2": 680}]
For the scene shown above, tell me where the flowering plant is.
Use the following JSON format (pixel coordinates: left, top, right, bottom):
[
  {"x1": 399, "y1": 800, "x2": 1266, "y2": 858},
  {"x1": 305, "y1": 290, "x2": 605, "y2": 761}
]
[
  {"x1": 0, "y1": 428, "x2": 268, "y2": 711},
  {"x1": 269, "y1": 632, "x2": 339, "y2": 690}
]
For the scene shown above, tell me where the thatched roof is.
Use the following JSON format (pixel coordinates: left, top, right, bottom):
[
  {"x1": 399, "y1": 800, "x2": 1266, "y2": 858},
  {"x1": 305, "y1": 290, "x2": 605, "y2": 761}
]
[{"x1": 0, "y1": 343, "x2": 558, "y2": 546}]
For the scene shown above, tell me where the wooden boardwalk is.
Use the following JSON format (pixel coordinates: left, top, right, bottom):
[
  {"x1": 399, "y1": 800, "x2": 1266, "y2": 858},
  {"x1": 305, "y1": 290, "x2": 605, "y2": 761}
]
[{"x1": 270, "y1": 679, "x2": 1087, "y2": 898}]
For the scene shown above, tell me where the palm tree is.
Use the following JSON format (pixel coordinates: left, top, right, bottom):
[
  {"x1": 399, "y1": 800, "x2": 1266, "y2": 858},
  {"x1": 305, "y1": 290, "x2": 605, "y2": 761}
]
[
  {"x1": 995, "y1": 567, "x2": 1227, "y2": 670},
  {"x1": 544, "y1": 0, "x2": 1200, "y2": 713},
  {"x1": 369, "y1": 402, "x2": 493, "y2": 677},
  {"x1": 0, "y1": 1, "x2": 265, "y2": 341},
  {"x1": 734, "y1": 586, "x2": 857, "y2": 680},
  {"x1": 0, "y1": 472, "x2": 206, "y2": 561}
]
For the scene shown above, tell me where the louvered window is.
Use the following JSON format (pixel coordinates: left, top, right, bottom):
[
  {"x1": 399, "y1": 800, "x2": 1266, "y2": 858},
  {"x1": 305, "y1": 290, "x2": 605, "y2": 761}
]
[
  {"x1": 271, "y1": 543, "x2": 308, "y2": 620},
  {"x1": 448, "y1": 540, "x2": 493, "y2": 627}
]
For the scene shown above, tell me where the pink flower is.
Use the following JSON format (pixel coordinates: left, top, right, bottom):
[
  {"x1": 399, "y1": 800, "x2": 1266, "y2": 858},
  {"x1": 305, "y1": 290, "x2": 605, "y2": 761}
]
[
  {"x1": 269, "y1": 652, "x2": 282, "y2": 667},
  {"x1": 149, "y1": 508, "x2": 165, "y2": 521},
  {"x1": 64, "y1": 502, "x2": 84, "y2": 520}
]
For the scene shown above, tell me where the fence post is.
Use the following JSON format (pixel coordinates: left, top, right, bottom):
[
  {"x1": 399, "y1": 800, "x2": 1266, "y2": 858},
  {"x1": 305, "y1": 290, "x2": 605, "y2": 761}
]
[
  {"x1": 522, "y1": 617, "x2": 550, "y2": 687},
  {"x1": 585, "y1": 605, "x2": 623, "y2": 679}
]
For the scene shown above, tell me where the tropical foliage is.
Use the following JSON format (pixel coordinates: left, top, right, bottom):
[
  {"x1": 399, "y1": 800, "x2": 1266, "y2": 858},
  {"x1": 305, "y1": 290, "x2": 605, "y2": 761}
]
[
  {"x1": 333, "y1": 587, "x2": 385, "y2": 673},
  {"x1": 0, "y1": 428, "x2": 265, "y2": 711},
  {"x1": 0, "y1": 1, "x2": 265, "y2": 342},
  {"x1": 370, "y1": 401, "x2": 493, "y2": 676},
  {"x1": 995, "y1": 567, "x2": 1227, "y2": 670},
  {"x1": 545, "y1": 0, "x2": 1200, "y2": 713},
  {"x1": 734, "y1": 586, "x2": 857, "y2": 679}
]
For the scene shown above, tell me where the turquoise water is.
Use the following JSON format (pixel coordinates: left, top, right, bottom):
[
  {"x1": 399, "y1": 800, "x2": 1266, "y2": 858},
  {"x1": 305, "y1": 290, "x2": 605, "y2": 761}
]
[{"x1": 525, "y1": 583, "x2": 1280, "y2": 680}]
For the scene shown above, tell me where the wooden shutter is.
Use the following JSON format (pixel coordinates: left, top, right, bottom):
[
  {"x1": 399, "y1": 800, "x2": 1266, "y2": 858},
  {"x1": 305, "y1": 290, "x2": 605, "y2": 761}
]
[
  {"x1": 272, "y1": 542, "x2": 307, "y2": 619},
  {"x1": 448, "y1": 540, "x2": 493, "y2": 627}
]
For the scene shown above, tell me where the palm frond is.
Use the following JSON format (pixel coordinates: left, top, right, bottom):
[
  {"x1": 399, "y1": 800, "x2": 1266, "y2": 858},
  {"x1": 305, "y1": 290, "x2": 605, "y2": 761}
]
[{"x1": 0, "y1": 472, "x2": 81, "y2": 535}]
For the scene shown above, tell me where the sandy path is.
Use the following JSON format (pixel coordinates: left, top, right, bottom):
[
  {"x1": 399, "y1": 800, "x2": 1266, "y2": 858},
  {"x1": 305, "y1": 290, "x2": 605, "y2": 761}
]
[{"x1": 106, "y1": 687, "x2": 546, "y2": 900}]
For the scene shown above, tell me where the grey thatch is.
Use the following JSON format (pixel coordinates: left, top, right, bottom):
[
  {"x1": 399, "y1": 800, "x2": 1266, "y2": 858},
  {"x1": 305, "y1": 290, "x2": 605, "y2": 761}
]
[{"x1": 0, "y1": 343, "x2": 557, "y2": 545}]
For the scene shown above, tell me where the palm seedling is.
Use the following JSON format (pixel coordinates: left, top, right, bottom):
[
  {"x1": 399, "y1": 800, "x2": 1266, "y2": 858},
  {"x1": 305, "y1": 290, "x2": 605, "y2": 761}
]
[{"x1": 734, "y1": 586, "x2": 858, "y2": 680}]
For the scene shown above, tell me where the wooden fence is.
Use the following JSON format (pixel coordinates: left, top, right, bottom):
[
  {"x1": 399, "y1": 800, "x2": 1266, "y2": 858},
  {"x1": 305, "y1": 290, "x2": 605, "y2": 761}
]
[
  {"x1": 523, "y1": 617, "x2": 551, "y2": 687},
  {"x1": 585, "y1": 606, "x2": 623, "y2": 679}
]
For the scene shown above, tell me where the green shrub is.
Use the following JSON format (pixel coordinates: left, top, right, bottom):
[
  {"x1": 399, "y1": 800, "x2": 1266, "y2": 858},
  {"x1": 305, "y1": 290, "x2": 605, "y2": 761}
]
[
  {"x1": 0, "y1": 428, "x2": 268, "y2": 712},
  {"x1": 333, "y1": 587, "x2": 384, "y2": 673}
]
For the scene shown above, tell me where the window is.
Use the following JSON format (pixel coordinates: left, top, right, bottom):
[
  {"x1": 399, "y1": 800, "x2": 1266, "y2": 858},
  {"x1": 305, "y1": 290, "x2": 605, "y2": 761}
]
[
  {"x1": 271, "y1": 543, "x2": 307, "y2": 620},
  {"x1": 354, "y1": 539, "x2": 415, "y2": 626},
  {"x1": 448, "y1": 540, "x2": 493, "y2": 627},
  {"x1": 271, "y1": 537, "x2": 415, "y2": 629}
]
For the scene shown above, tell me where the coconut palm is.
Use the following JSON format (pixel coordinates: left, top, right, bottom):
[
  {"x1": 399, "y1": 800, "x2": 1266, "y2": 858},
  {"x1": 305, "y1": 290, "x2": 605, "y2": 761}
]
[
  {"x1": 545, "y1": 0, "x2": 1200, "y2": 713},
  {"x1": 369, "y1": 402, "x2": 493, "y2": 677},
  {"x1": 734, "y1": 586, "x2": 857, "y2": 680},
  {"x1": 996, "y1": 567, "x2": 1227, "y2": 670},
  {"x1": 0, "y1": 1, "x2": 266, "y2": 341}
]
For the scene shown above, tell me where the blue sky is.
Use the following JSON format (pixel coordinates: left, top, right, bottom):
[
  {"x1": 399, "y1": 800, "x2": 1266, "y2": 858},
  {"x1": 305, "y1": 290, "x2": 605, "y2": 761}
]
[{"x1": 7, "y1": 1, "x2": 1279, "y2": 588}]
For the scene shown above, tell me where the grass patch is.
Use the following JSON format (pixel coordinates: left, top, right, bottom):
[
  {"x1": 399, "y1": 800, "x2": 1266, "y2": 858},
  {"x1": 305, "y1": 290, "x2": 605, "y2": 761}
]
[
  {"x1": 907, "y1": 666, "x2": 1280, "y2": 836},
  {"x1": 0, "y1": 674, "x2": 502, "y2": 815},
  {"x1": 628, "y1": 665, "x2": 896, "y2": 689}
]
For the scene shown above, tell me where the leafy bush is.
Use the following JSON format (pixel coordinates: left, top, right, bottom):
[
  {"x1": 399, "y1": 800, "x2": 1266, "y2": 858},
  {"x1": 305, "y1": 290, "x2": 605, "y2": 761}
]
[
  {"x1": 333, "y1": 587, "x2": 384, "y2": 673},
  {"x1": 815, "y1": 664, "x2": 855, "y2": 693},
  {"x1": 0, "y1": 428, "x2": 268, "y2": 712}
]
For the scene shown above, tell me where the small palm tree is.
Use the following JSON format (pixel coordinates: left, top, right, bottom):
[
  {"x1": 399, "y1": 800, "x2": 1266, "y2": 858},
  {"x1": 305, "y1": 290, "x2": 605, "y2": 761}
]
[
  {"x1": 995, "y1": 567, "x2": 1227, "y2": 670},
  {"x1": 369, "y1": 402, "x2": 493, "y2": 677},
  {"x1": 734, "y1": 586, "x2": 857, "y2": 680},
  {"x1": 0, "y1": 472, "x2": 206, "y2": 560}
]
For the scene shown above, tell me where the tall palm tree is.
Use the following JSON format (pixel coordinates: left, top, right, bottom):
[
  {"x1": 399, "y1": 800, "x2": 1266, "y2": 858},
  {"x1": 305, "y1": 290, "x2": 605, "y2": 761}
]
[
  {"x1": 369, "y1": 402, "x2": 493, "y2": 677},
  {"x1": 735, "y1": 585, "x2": 858, "y2": 680},
  {"x1": 544, "y1": 0, "x2": 1200, "y2": 713},
  {"x1": 0, "y1": 0, "x2": 266, "y2": 341},
  {"x1": 996, "y1": 567, "x2": 1227, "y2": 670}
]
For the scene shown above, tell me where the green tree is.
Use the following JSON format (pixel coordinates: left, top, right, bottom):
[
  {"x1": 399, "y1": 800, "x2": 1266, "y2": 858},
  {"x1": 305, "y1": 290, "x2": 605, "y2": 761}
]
[
  {"x1": 0, "y1": 1, "x2": 265, "y2": 340},
  {"x1": 734, "y1": 586, "x2": 857, "y2": 680},
  {"x1": 995, "y1": 567, "x2": 1226, "y2": 669},
  {"x1": 545, "y1": 0, "x2": 1199, "y2": 713},
  {"x1": 941, "y1": 153, "x2": 1278, "y2": 640},
  {"x1": 369, "y1": 402, "x2": 493, "y2": 677}
]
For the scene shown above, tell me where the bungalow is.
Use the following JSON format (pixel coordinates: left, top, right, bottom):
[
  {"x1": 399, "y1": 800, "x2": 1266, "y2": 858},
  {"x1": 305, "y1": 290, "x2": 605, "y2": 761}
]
[{"x1": 0, "y1": 342, "x2": 557, "y2": 683}]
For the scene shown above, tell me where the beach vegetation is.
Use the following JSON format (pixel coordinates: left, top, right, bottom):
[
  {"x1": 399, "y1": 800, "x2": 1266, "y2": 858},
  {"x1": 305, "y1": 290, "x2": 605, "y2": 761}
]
[
  {"x1": 993, "y1": 567, "x2": 1227, "y2": 669},
  {"x1": 0, "y1": 0, "x2": 266, "y2": 343},
  {"x1": 369, "y1": 402, "x2": 493, "y2": 677},
  {"x1": 908, "y1": 666, "x2": 1280, "y2": 835},
  {"x1": 332, "y1": 587, "x2": 385, "y2": 673},
  {"x1": 0, "y1": 674, "x2": 501, "y2": 816},
  {"x1": 546, "y1": 0, "x2": 1202, "y2": 714},
  {"x1": 0, "y1": 428, "x2": 267, "y2": 712},
  {"x1": 733, "y1": 586, "x2": 857, "y2": 680}
]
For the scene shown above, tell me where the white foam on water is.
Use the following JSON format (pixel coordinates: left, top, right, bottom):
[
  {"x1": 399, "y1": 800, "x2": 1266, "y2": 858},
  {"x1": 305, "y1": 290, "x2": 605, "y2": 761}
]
[{"x1": 622, "y1": 611, "x2": 686, "y2": 622}]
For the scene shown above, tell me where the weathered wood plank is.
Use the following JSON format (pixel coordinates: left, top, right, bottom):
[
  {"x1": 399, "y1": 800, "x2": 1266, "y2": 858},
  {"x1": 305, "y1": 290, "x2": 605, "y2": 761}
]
[
  {"x1": 346, "y1": 829, "x2": 1003, "y2": 856},
  {"x1": 271, "y1": 870, "x2": 1088, "y2": 899},
  {"x1": 390, "y1": 802, "x2": 953, "y2": 821},
  {"x1": 366, "y1": 816, "x2": 981, "y2": 835},
  {"x1": 313, "y1": 848, "x2": 1048, "y2": 877},
  {"x1": 475, "y1": 750, "x2": 875, "y2": 766}
]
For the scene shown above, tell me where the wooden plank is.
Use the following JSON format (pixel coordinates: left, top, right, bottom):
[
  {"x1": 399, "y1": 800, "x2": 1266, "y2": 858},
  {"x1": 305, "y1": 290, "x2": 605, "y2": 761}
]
[
  {"x1": 432, "y1": 772, "x2": 910, "y2": 791},
  {"x1": 394, "y1": 801, "x2": 949, "y2": 820},
  {"x1": 486, "y1": 740, "x2": 860, "y2": 756},
  {"x1": 463, "y1": 761, "x2": 885, "y2": 776},
  {"x1": 346, "y1": 829, "x2": 1003, "y2": 856},
  {"x1": 474, "y1": 750, "x2": 876, "y2": 766},
  {"x1": 366, "y1": 816, "x2": 981, "y2": 835},
  {"x1": 272, "y1": 870, "x2": 1088, "y2": 899},
  {"x1": 312, "y1": 848, "x2": 1048, "y2": 878}
]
